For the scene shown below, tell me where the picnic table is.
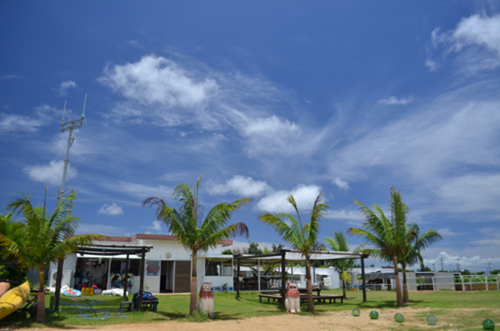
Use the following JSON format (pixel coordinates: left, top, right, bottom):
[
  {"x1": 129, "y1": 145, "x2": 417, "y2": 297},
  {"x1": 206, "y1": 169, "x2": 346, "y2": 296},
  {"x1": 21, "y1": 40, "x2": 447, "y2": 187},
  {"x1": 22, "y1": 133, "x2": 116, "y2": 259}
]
[{"x1": 298, "y1": 288, "x2": 322, "y2": 296}]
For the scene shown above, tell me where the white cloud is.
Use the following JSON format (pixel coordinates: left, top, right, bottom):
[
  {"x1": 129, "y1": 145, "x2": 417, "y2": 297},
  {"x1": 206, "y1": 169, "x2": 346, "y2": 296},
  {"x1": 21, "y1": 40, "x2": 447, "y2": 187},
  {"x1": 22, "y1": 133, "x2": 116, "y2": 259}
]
[
  {"x1": 430, "y1": 14, "x2": 500, "y2": 73},
  {"x1": 332, "y1": 177, "x2": 349, "y2": 190},
  {"x1": 452, "y1": 14, "x2": 500, "y2": 55},
  {"x1": 59, "y1": 80, "x2": 77, "y2": 96},
  {"x1": 148, "y1": 220, "x2": 162, "y2": 232},
  {"x1": 209, "y1": 175, "x2": 271, "y2": 197},
  {"x1": 242, "y1": 116, "x2": 299, "y2": 137},
  {"x1": 24, "y1": 160, "x2": 77, "y2": 186},
  {"x1": 98, "y1": 203, "x2": 123, "y2": 216},
  {"x1": 377, "y1": 96, "x2": 413, "y2": 106},
  {"x1": 256, "y1": 184, "x2": 322, "y2": 213},
  {"x1": 436, "y1": 228, "x2": 461, "y2": 237},
  {"x1": 99, "y1": 55, "x2": 217, "y2": 109}
]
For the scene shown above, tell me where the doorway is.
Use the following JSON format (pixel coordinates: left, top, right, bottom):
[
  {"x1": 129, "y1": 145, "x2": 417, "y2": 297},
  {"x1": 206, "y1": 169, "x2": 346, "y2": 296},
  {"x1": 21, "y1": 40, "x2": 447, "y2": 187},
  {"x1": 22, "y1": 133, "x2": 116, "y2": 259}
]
[{"x1": 160, "y1": 261, "x2": 174, "y2": 293}]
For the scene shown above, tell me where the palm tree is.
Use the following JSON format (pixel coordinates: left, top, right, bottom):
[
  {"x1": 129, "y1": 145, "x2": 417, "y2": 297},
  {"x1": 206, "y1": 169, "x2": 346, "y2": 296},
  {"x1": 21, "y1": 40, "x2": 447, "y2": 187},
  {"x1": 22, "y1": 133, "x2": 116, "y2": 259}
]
[
  {"x1": 324, "y1": 232, "x2": 363, "y2": 298},
  {"x1": 0, "y1": 191, "x2": 102, "y2": 323},
  {"x1": 0, "y1": 212, "x2": 24, "y2": 281},
  {"x1": 143, "y1": 177, "x2": 250, "y2": 315},
  {"x1": 400, "y1": 225, "x2": 441, "y2": 303},
  {"x1": 348, "y1": 187, "x2": 408, "y2": 307},
  {"x1": 259, "y1": 193, "x2": 328, "y2": 313}
]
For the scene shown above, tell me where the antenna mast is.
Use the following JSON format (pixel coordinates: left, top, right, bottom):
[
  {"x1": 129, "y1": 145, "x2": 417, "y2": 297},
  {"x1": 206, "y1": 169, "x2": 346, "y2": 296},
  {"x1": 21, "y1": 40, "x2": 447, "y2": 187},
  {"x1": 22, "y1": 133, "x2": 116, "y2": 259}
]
[{"x1": 57, "y1": 94, "x2": 87, "y2": 205}]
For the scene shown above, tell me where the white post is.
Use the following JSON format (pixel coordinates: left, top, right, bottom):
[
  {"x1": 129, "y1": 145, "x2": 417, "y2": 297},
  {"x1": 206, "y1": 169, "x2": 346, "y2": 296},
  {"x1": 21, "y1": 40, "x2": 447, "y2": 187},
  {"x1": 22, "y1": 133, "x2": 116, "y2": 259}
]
[
  {"x1": 432, "y1": 276, "x2": 436, "y2": 291},
  {"x1": 485, "y1": 275, "x2": 489, "y2": 291},
  {"x1": 461, "y1": 275, "x2": 465, "y2": 293},
  {"x1": 258, "y1": 259, "x2": 261, "y2": 292}
]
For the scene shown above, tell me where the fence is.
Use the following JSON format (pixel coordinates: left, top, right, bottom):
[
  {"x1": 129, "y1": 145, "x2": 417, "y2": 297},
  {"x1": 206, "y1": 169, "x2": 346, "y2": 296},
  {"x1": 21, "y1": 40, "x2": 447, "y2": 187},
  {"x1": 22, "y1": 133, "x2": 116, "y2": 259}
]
[{"x1": 405, "y1": 273, "x2": 500, "y2": 292}]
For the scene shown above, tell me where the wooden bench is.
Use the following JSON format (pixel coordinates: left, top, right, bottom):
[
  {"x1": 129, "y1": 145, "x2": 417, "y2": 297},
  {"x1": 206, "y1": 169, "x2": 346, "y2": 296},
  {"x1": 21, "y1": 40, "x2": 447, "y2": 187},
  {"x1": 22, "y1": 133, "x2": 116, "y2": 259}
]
[
  {"x1": 141, "y1": 299, "x2": 159, "y2": 312},
  {"x1": 120, "y1": 301, "x2": 134, "y2": 313},
  {"x1": 259, "y1": 294, "x2": 344, "y2": 304}
]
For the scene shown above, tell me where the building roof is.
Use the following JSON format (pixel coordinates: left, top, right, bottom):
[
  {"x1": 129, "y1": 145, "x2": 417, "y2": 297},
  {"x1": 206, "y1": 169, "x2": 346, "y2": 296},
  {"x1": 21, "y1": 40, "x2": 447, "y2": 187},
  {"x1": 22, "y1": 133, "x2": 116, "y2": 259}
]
[{"x1": 98, "y1": 234, "x2": 232, "y2": 246}]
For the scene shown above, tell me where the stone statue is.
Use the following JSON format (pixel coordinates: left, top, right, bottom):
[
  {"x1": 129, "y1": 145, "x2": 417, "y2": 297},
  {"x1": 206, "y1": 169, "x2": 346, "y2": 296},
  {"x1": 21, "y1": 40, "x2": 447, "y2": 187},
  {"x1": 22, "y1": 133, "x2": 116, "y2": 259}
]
[
  {"x1": 198, "y1": 282, "x2": 214, "y2": 317},
  {"x1": 285, "y1": 281, "x2": 301, "y2": 313}
]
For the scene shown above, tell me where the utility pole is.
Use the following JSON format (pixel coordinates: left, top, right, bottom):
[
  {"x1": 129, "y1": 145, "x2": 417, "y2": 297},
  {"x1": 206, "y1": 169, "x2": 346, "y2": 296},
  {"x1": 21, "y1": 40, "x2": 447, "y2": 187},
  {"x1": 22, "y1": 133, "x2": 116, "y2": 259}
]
[
  {"x1": 487, "y1": 263, "x2": 492, "y2": 274},
  {"x1": 456, "y1": 259, "x2": 460, "y2": 271},
  {"x1": 54, "y1": 95, "x2": 87, "y2": 315},
  {"x1": 440, "y1": 257, "x2": 445, "y2": 271},
  {"x1": 56, "y1": 95, "x2": 87, "y2": 205},
  {"x1": 432, "y1": 263, "x2": 436, "y2": 272}
]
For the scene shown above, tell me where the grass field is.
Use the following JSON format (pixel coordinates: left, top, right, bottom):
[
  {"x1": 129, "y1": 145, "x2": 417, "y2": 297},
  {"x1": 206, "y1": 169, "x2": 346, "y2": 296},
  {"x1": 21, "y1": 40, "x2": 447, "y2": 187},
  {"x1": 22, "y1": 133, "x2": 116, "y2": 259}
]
[{"x1": 1, "y1": 289, "x2": 499, "y2": 329}]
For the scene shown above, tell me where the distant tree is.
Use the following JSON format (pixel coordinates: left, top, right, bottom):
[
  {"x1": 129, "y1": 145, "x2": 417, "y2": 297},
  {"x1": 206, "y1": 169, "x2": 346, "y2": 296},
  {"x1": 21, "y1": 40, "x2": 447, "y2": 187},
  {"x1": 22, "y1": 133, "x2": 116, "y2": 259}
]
[
  {"x1": 420, "y1": 266, "x2": 432, "y2": 272},
  {"x1": 143, "y1": 177, "x2": 250, "y2": 315},
  {"x1": 259, "y1": 193, "x2": 328, "y2": 313},
  {"x1": 370, "y1": 264, "x2": 375, "y2": 267},
  {"x1": 272, "y1": 243, "x2": 285, "y2": 252},
  {"x1": 222, "y1": 249, "x2": 233, "y2": 255},
  {"x1": 462, "y1": 269, "x2": 471, "y2": 275},
  {"x1": 477, "y1": 271, "x2": 485, "y2": 275},
  {"x1": 491, "y1": 269, "x2": 500, "y2": 275},
  {"x1": 324, "y1": 232, "x2": 363, "y2": 298},
  {"x1": 248, "y1": 241, "x2": 262, "y2": 255}
]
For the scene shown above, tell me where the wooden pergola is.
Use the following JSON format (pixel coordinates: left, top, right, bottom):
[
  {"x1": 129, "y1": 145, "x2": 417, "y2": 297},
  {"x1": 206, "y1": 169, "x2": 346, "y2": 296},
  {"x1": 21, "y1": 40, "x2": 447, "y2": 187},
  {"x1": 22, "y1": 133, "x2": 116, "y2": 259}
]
[
  {"x1": 53, "y1": 244, "x2": 152, "y2": 312},
  {"x1": 234, "y1": 249, "x2": 370, "y2": 303}
]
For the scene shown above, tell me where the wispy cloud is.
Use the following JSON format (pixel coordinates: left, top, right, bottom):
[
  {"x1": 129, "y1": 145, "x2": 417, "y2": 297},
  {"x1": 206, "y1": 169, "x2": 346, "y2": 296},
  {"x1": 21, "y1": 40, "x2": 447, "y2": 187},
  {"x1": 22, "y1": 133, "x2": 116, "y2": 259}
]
[
  {"x1": 24, "y1": 160, "x2": 77, "y2": 186},
  {"x1": 76, "y1": 223, "x2": 127, "y2": 236},
  {"x1": 377, "y1": 96, "x2": 413, "y2": 106},
  {"x1": 0, "y1": 105, "x2": 59, "y2": 133},
  {"x1": 332, "y1": 177, "x2": 349, "y2": 190},
  {"x1": 98, "y1": 203, "x2": 123, "y2": 216},
  {"x1": 106, "y1": 181, "x2": 173, "y2": 199},
  {"x1": 58, "y1": 80, "x2": 77, "y2": 96}
]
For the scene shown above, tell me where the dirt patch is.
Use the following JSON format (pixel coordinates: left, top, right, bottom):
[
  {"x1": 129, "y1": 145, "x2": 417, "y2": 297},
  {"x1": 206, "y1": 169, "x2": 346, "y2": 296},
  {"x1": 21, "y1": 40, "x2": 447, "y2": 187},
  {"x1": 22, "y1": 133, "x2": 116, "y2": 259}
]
[{"x1": 23, "y1": 307, "x2": 464, "y2": 331}]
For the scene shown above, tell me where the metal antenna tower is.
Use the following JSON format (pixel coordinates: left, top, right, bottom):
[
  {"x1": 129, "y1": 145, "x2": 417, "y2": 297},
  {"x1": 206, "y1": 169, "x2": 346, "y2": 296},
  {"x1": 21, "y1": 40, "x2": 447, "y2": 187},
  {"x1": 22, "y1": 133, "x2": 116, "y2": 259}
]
[
  {"x1": 456, "y1": 258, "x2": 460, "y2": 271},
  {"x1": 56, "y1": 94, "x2": 87, "y2": 205},
  {"x1": 440, "y1": 257, "x2": 445, "y2": 271}
]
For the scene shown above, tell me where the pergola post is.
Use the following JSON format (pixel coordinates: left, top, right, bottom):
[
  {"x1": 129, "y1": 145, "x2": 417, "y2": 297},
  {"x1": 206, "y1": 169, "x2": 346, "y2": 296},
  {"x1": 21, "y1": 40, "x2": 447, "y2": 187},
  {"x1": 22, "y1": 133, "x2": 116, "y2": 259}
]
[
  {"x1": 281, "y1": 250, "x2": 286, "y2": 304},
  {"x1": 361, "y1": 255, "x2": 367, "y2": 302},
  {"x1": 138, "y1": 247, "x2": 145, "y2": 309},
  {"x1": 123, "y1": 254, "x2": 129, "y2": 300},
  {"x1": 54, "y1": 257, "x2": 64, "y2": 314},
  {"x1": 236, "y1": 258, "x2": 241, "y2": 298}
]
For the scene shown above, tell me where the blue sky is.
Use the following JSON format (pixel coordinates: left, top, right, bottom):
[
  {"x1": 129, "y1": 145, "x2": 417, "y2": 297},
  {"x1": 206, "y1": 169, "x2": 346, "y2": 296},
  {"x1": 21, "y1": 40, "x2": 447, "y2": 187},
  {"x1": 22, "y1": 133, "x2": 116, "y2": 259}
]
[{"x1": 1, "y1": 1, "x2": 500, "y2": 271}]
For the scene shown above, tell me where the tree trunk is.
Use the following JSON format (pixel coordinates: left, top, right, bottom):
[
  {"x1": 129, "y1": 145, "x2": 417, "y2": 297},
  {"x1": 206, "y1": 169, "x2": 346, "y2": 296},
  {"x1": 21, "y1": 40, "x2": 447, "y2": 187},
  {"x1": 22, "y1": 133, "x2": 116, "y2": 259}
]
[
  {"x1": 305, "y1": 256, "x2": 315, "y2": 313},
  {"x1": 402, "y1": 265, "x2": 409, "y2": 304},
  {"x1": 189, "y1": 252, "x2": 198, "y2": 315},
  {"x1": 342, "y1": 278, "x2": 347, "y2": 298},
  {"x1": 392, "y1": 254, "x2": 403, "y2": 307},
  {"x1": 37, "y1": 267, "x2": 46, "y2": 323}
]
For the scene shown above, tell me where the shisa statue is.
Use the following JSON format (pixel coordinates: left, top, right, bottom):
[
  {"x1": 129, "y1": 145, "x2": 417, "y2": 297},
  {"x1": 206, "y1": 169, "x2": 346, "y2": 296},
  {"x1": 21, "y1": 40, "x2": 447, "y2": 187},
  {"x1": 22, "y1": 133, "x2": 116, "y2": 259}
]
[
  {"x1": 285, "y1": 281, "x2": 301, "y2": 313},
  {"x1": 198, "y1": 282, "x2": 214, "y2": 317}
]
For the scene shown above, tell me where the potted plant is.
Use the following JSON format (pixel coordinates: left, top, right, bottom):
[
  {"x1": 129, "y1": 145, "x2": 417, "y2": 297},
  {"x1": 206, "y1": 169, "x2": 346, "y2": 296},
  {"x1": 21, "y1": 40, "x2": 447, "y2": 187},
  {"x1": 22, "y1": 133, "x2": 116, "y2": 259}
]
[{"x1": 238, "y1": 272, "x2": 244, "y2": 281}]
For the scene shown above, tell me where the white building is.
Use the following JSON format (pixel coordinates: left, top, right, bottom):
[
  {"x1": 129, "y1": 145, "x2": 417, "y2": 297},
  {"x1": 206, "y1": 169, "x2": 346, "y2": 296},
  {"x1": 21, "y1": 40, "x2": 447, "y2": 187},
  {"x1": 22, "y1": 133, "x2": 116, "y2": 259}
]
[{"x1": 51, "y1": 234, "x2": 234, "y2": 294}]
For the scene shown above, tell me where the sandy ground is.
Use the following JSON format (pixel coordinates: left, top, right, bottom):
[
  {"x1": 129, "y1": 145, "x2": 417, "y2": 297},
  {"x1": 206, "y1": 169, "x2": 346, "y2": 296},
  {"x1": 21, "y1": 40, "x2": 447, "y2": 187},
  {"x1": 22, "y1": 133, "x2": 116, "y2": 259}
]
[{"x1": 20, "y1": 307, "x2": 463, "y2": 331}]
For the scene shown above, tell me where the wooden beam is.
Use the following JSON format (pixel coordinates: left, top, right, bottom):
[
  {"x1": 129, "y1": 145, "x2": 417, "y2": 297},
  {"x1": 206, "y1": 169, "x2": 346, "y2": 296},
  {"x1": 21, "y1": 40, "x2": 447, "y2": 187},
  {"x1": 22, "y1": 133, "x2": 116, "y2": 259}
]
[
  {"x1": 138, "y1": 247, "x2": 145, "y2": 309},
  {"x1": 361, "y1": 255, "x2": 367, "y2": 303},
  {"x1": 281, "y1": 251, "x2": 286, "y2": 304}
]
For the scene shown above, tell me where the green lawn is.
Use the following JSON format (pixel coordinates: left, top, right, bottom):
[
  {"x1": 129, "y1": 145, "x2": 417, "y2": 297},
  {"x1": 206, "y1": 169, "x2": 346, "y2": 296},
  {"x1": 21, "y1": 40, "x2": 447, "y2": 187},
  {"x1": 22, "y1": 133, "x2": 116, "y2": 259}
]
[{"x1": 1, "y1": 289, "x2": 499, "y2": 329}]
